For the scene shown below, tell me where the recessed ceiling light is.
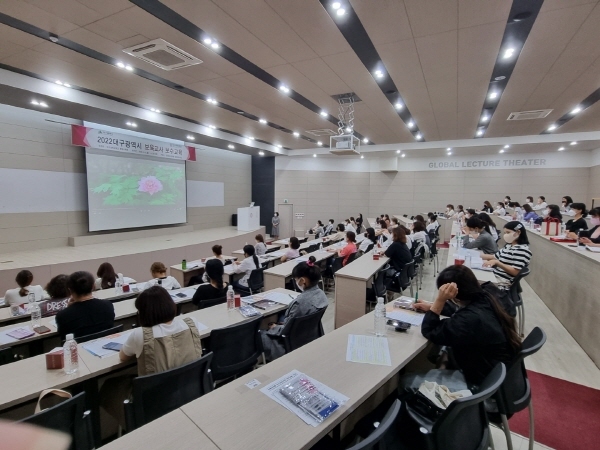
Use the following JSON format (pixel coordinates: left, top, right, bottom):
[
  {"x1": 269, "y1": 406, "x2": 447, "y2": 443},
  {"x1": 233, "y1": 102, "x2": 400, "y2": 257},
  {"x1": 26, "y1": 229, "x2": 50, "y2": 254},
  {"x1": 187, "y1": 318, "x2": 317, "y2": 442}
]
[
  {"x1": 320, "y1": 111, "x2": 328, "y2": 117},
  {"x1": 489, "y1": 92, "x2": 498, "y2": 99},
  {"x1": 126, "y1": 121, "x2": 137, "y2": 127},
  {"x1": 407, "y1": 120, "x2": 414, "y2": 129},
  {"x1": 570, "y1": 141, "x2": 577, "y2": 146},
  {"x1": 446, "y1": 147, "x2": 452, "y2": 151},
  {"x1": 499, "y1": 149, "x2": 505, "y2": 153},
  {"x1": 336, "y1": 8, "x2": 346, "y2": 16},
  {"x1": 360, "y1": 155, "x2": 364, "y2": 159},
  {"x1": 363, "y1": 138, "x2": 369, "y2": 144},
  {"x1": 401, "y1": 153, "x2": 406, "y2": 158},
  {"x1": 259, "y1": 119, "x2": 267, "y2": 124},
  {"x1": 279, "y1": 85, "x2": 290, "y2": 93},
  {"x1": 203, "y1": 37, "x2": 212, "y2": 45},
  {"x1": 259, "y1": 151, "x2": 265, "y2": 156},
  {"x1": 116, "y1": 62, "x2": 125, "y2": 68},
  {"x1": 415, "y1": 133, "x2": 422, "y2": 140},
  {"x1": 547, "y1": 124, "x2": 557, "y2": 131},
  {"x1": 228, "y1": 144, "x2": 235, "y2": 149},
  {"x1": 247, "y1": 136, "x2": 254, "y2": 140},
  {"x1": 313, "y1": 154, "x2": 317, "y2": 158},
  {"x1": 495, "y1": 76, "x2": 506, "y2": 81},
  {"x1": 345, "y1": 127, "x2": 352, "y2": 133},
  {"x1": 31, "y1": 100, "x2": 40, "y2": 106},
  {"x1": 38, "y1": 101, "x2": 48, "y2": 107},
  {"x1": 394, "y1": 102, "x2": 403, "y2": 110},
  {"x1": 374, "y1": 70, "x2": 384, "y2": 79},
  {"x1": 209, "y1": 125, "x2": 216, "y2": 129},
  {"x1": 125, "y1": 65, "x2": 133, "y2": 71},
  {"x1": 317, "y1": 141, "x2": 323, "y2": 146},
  {"x1": 150, "y1": 108, "x2": 161, "y2": 113},
  {"x1": 558, "y1": 147, "x2": 565, "y2": 151},
  {"x1": 504, "y1": 145, "x2": 510, "y2": 149},
  {"x1": 481, "y1": 115, "x2": 490, "y2": 123},
  {"x1": 503, "y1": 48, "x2": 515, "y2": 59},
  {"x1": 447, "y1": 151, "x2": 452, "y2": 155},
  {"x1": 211, "y1": 42, "x2": 220, "y2": 49},
  {"x1": 276, "y1": 144, "x2": 283, "y2": 149},
  {"x1": 293, "y1": 132, "x2": 300, "y2": 137},
  {"x1": 332, "y1": 2, "x2": 341, "y2": 9},
  {"x1": 186, "y1": 135, "x2": 194, "y2": 140},
  {"x1": 207, "y1": 98, "x2": 218, "y2": 105},
  {"x1": 64, "y1": 83, "x2": 71, "y2": 88},
  {"x1": 396, "y1": 150, "x2": 401, "y2": 154},
  {"x1": 571, "y1": 106, "x2": 582, "y2": 114},
  {"x1": 55, "y1": 80, "x2": 63, "y2": 85},
  {"x1": 476, "y1": 129, "x2": 484, "y2": 136}
]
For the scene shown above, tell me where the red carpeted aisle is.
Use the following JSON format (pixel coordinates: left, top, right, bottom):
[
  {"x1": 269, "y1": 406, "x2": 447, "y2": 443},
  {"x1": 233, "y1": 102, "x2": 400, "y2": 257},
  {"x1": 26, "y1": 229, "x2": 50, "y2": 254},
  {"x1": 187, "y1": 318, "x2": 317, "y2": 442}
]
[{"x1": 509, "y1": 371, "x2": 600, "y2": 450}]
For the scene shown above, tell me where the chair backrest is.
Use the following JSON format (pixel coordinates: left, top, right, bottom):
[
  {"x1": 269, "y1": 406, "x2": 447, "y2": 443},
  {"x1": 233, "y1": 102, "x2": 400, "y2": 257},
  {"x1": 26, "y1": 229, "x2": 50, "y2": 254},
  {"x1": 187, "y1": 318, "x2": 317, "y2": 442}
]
[
  {"x1": 346, "y1": 252, "x2": 357, "y2": 265},
  {"x1": 20, "y1": 392, "x2": 93, "y2": 450},
  {"x1": 365, "y1": 243, "x2": 375, "y2": 253},
  {"x1": 509, "y1": 265, "x2": 530, "y2": 303},
  {"x1": 494, "y1": 327, "x2": 546, "y2": 416},
  {"x1": 198, "y1": 295, "x2": 227, "y2": 310},
  {"x1": 347, "y1": 399, "x2": 401, "y2": 450},
  {"x1": 399, "y1": 260, "x2": 415, "y2": 290},
  {"x1": 330, "y1": 257, "x2": 344, "y2": 274},
  {"x1": 208, "y1": 316, "x2": 264, "y2": 381},
  {"x1": 248, "y1": 267, "x2": 266, "y2": 291},
  {"x1": 74, "y1": 324, "x2": 124, "y2": 344},
  {"x1": 430, "y1": 363, "x2": 506, "y2": 450},
  {"x1": 0, "y1": 348, "x2": 17, "y2": 366},
  {"x1": 306, "y1": 244, "x2": 320, "y2": 253},
  {"x1": 125, "y1": 353, "x2": 213, "y2": 431},
  {"x1": 281, "y1": 307, "x2": 326, "y2": 353},
  {"x1": 373, "y1": 268, "x2": 387, "y2": 298}
]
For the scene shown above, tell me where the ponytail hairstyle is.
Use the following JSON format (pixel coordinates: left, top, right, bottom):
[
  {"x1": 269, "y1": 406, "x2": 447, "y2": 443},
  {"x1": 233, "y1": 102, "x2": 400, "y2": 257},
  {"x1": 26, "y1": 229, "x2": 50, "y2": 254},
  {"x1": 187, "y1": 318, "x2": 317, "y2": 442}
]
[
  {"x1": 477, "y1": 212, "x2": 497, "y2": 234},
  {"x1": 15, "y1": 270, "x2": 33, "y2": 297},
  {"x1": 291, "y1": 255, "x2": 321, "y2": 287},
  {"x1": 346, "y1": 231, "x2": 356, "y2": 243},
  {"x1": 457, "y1": 205, "x2": 464, "y2": 212},
  {"x1": 436, "y1": 265, "x2": 521, "y2": 354},
  {"x1": 243, "y1": 244, "x2": 260, "y2": 268},
  {"x1": 205, "y1": 259, "x2": 224, "y2": 290},
  {"x1": 365, "y1": 227, "x2": 377, "y2": 243},
  {"x1": 212, "y1": 244, "x2": 223, "y2": 256},
  {"x1": 466, "y1": 216, "x2": 490, "y2": 234},
  {"x1": 255, "y1": 234, "x2": 265, "y2": 243},
  {"x1": 97, "y1": 262, "x2": 117, "y2": 289}
]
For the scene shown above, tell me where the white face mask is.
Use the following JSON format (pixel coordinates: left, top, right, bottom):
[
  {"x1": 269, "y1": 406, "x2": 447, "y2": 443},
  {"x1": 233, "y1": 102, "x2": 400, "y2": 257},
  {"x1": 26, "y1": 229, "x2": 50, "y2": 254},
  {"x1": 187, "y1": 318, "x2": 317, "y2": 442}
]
[
  {"x1": 504, "y1": 232, "x2": 518, "y2": 244},
  {"x1": 295, "y1": 278, "x2": 304, "y2": 292}
]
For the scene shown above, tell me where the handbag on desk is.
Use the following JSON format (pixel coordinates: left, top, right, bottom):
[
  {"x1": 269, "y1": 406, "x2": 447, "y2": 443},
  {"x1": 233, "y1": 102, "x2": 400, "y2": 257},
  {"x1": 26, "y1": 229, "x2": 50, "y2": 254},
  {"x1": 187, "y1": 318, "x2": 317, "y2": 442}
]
[{"x1": 541, "y1": 220, "x2": 560, "y2": 236}]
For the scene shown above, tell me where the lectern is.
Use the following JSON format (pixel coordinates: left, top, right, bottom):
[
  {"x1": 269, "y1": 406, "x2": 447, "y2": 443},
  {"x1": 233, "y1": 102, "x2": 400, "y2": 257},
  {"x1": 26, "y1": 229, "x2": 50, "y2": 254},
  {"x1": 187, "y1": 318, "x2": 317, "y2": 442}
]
[{"x1": 237, "y1": 206, "x2": 260, "y2": 231}]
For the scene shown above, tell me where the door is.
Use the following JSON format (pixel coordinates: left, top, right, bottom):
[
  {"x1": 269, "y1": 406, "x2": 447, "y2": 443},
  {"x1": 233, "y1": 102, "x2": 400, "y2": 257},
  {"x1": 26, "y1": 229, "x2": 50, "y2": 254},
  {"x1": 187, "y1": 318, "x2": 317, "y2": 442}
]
[{"x1": 277, "y1": 203, "x2": 294, "y2": 239}]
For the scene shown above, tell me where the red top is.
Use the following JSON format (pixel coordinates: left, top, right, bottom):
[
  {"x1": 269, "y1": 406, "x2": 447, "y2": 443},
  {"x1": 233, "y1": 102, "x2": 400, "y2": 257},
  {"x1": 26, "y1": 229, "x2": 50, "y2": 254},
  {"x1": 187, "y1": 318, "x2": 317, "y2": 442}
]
[{"x1": 339, "y1": 242, "x2": 357, "y2": 266}]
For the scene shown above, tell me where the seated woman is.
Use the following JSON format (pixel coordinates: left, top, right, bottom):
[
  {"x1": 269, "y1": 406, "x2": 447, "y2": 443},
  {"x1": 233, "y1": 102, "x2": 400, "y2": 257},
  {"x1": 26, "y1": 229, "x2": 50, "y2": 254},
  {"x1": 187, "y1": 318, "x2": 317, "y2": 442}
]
[
  {"x1": 261, "y1": 256, "x2": 328, "y2": 361},
  {"x1": 411, "y1": 265, "x2": 521, "y2": 388},
  {"x1": 41, "y1": 274, "x2": 70, "y2": 317},
  {"x1": 384, "y1": 214, "x2": 391, "y2": 228},
  {"x1": 445, "y1": 204, "x2": 455, "y2": 218},
  {"x1": 508, "y1": 201, "x2": 522, "y2": 218},
  {"x1": 231, "y1": 244, "x2": 261, "y2": 292},
  {"x1": 359, "y1": 227, "x2": 377, "y2": 253},
  {"x1": 281, "y1": 237, "x2": 301, "y2": 262},
  {"x1": 426, "y1": 213, "x2": 439, "y2": 233},
  {"x1": 461, "y1": 216, "x2": 498, "y2": 254},
  {"x1": 384, "y1": 227, "x2": 412, "y2": 272},
  {"x1": 255, "y1": 234, "x2": 268, "y2": 256},
  {"x1": 330, "y1": 223, "x2": 346, "y2": 241},
  {"x1": 453, "y1": 205, "x2": 465, "y2": 221},
  {"x1": 211, "y1": 244, "x2": 226, "y2": 263},
  {"x1": 561, "y1": 195, "x2": 575, "y2": 216},
  {"x1": 323, "y1": 219, "x2": 335, "y2": 236},
  {"x1": 101, "y1": 286, "x2": 204, "y2": 428},
  {"x1": 388, "y1": 217, "x2": 399, "y2": 232},
  {"x1": 522, "y1": 203, "x2": 539, "y2": 222},
  {"x1": 564, "y1": 203, "x2": 588, "y2": 234},
  {"x1": 4, "y1": 270, "x2": 48, "y2": 306},
  {"x1": 356, "y1": 213, "x2": 364, "y2": 233},
  {"x1": 344, "y1": 218, "x2": 356, "y2": 234},
  {"x1": 94, "y1": 262, "x2": 135, "y2": 290},
  {"x1": 525, "y1": 196, "x2": 534, "y2": 208},
  {"x1": 493, "y1": 201, "x2": 506, "y2": 216},
  {"x1": 544, "y1": 204, "x2": 562, "y2": 223},
  {"x1": 311, "y1": 220, "x2": 324, "y2": 237},
  {"x1": 463, "y1": 209, "x2": 476, "y2": 223},
  {"x1": 146, "y1": 262, "x2": 181, "y2": 290},
  {"x1": 477, "y1": 213, "x2": 498, "y2": 241},
  {"x1": 482, "y1": 201, "x2": 494, "y2": 213},
  {"x1": 532, "y1": 196, "x2": 547, "y2": 211},
  {"x1": 482, "y1": 221, "x2": 532, "y2": 289},
  {"x1": 328, "y1": 231, "x2": 358, "y2": 266},
  {"x1": 408, "y1": 221, "x2": 428, "y2": 249},
  {"x1": 56, "y1": 271, "x2": 115, "y2": 340},
  {"x1": 577, "y1": 207, "x2": 600, "y2": 247},
  {"x1": 192, "y1": 259, "x2": 229, "y2": 308}
]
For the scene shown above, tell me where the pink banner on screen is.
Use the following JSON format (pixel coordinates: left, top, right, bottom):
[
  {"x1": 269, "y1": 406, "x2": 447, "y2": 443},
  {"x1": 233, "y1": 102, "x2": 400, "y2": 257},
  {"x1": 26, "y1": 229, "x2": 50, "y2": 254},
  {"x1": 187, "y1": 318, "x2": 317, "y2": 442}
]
[{"x1": 71, "y1": 124, "x2": 196, "y2": 161}]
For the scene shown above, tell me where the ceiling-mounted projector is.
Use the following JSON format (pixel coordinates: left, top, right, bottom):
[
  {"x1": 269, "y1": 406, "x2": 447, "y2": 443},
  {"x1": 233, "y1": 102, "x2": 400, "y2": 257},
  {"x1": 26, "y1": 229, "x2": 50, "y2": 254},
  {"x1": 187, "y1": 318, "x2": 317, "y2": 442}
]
[{"x1": 329, "y1": 135, "x2": 361, "y2": 155}]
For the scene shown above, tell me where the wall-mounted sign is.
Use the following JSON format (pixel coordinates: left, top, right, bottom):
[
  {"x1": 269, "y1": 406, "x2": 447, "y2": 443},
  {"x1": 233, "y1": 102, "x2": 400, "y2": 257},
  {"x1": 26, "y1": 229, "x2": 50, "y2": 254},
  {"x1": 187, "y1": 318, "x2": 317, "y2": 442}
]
[
  {"x1": 295, "y1": 213, "x2": 305, "y2": 219},
  {"x1": 71, "y1": 124, "x2": 196, "y2": 161}
]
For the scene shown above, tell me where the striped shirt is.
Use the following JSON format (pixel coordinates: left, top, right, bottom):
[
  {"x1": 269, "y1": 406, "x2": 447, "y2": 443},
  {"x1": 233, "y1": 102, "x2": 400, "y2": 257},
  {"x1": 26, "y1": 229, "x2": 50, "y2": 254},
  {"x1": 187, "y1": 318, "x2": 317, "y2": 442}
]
[{"x1": 493, "y1": 244, "x2": 532, "y2": 287}]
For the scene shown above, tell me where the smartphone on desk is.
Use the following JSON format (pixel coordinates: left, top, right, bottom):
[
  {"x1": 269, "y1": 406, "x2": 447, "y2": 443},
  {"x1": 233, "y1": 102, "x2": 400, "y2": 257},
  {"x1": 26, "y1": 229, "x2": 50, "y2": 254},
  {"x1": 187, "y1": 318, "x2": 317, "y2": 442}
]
[
  {"x1": 102, "y1": 342, "x2": 123, "y2": 351},
  {"x1": 34, "y1": 325, "x2": 52, "y2": 334}
]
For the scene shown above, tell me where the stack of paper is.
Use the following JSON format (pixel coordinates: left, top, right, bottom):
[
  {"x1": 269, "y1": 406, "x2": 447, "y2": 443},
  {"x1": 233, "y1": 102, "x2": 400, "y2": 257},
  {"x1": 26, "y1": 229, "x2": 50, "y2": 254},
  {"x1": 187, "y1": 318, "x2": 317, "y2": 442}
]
[
  {"x1": 386, "y1": 310, "x2": 425, "y2": 326},
  {"x1": 83, "y1": 331, "x2": 132, "y2": 358},
  {"x1": 264, "y1": 292, "x2": 297, "y2": 305},
  {"x1": 346, "y1": 335, "x2": 392, "y2": 366}
]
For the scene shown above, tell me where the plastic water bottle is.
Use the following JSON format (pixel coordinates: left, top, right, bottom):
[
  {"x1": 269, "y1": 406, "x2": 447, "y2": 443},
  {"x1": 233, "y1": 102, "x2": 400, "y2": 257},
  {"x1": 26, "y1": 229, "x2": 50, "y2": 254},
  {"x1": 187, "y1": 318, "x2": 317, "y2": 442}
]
[
  {"x1": 374, "y1": 297, "x2": 386, "y2": 337},
  {"x1": 30, "y1": 301, "x2": 41, "y2": 329},
  {"x1": 115, "y1": 277, "x2": 123, "y2": 294},
  {"x1": 226, "y1": 285, "x2": 235, "y2": 311},
  {"x1": 319, "y1": 243, "x2": 323, "y2": 251},
  {"x1": 64, "y1": 334, "x2": 79, "y2": 375},
  {"x1": 529, "y1": 218, "x2": 534, "y2": 229},
  {"x1": 27, "y1": 293, "x2": 35, "y2": 313},
  {"x1": 465, "y1": 253, "x2": 472, "y2": 268}
]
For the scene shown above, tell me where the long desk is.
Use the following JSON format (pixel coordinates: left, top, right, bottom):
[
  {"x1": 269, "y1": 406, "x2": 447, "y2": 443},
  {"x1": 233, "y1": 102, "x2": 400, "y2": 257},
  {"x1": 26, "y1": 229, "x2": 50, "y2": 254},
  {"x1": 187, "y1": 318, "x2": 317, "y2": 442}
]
[
  {"x1": 170, "y1": 256, "x2": 237, "y2": 287},
  {"x1": 232, "y1": 244, "x2": 280, "y2": 255},
  {"x1": 334, "y1": 250, "x2": 390, "y2": 328},
  {"x1": 393, "y1": 214, "x2": 414, "y2": 227},
  {"x1": 263, "y1": 251, "x2": 335, "y2": 291},
  {"x1": 490, "y1": 215, "x2": 600, "y2": 368}
]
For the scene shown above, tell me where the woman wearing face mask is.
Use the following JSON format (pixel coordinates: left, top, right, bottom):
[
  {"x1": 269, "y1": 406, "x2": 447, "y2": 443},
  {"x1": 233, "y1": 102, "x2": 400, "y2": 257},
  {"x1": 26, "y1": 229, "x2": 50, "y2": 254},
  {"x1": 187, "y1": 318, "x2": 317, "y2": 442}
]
[
  {"x1": 460, "y1": 217, "x2": 498, "y2": 254},
  {"x1": 482, "y1": 221, "x2": 532, "y2": 289},
  {"x1": 544, "y1": 204, "x2": 562, "y2": 223},
  {"x1": 409, "y1": 265, "x2": 521, "y2": 388},
  {"x1": 461, "y1": 208, "x2": 476, "y2": 226},
  {"x1": 327, "y1": 231, "x2": 357, "y2": 266},
  {"x1": 493, "y1": 201, "x2": 506, "y2": 216},
  {"x1": 522, "y1": 204, "x2": 539, "y2": 222},
  {"x1": 426, "y1": 213, "x2": 439, "y2": 233},
  {"x1": 561, "y1": 196, "x2": 575, "y2": 216},
  {"x1": 481, "y1": 201, "x2": 494, "y2": 213},
  {"x1": 504, "y1": 196, "x2": 511, "y2": 205},
  {"x1": 576, "y1": 208, "x2": 600, "y2": 247},
  {"x1": 271, "y1": 212, "x2": 280, "y2": 238},
  {"x1": 532, "y1": 196, "x2": 547, "y2": 211},
  {"x1": 359, "y1": 227, "x2": 378, "y2": 253},
  {"x1": 260, "y1": 255, "x2": 328, "y2": 361},
  {"x1": 563, "y1": 203, "x2": 588, "y2": 234},
  {"x1": 445, "y1": 204, "x2": 455, "y2": 218}
]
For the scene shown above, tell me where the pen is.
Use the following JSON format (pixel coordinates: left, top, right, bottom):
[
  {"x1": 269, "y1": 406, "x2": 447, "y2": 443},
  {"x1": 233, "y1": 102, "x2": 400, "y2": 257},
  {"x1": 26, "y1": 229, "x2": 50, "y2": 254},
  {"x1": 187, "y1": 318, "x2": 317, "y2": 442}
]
[{"x1": 289, "y1": 294, "x2": 294, "y2": 299}]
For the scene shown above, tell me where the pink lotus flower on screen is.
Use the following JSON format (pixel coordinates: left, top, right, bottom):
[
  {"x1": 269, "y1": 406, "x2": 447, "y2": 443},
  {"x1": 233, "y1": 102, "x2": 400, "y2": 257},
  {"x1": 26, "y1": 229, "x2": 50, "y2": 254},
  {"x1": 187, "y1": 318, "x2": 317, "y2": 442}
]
[{"x1": 138, "y1": 176, "x2": 163, "y2": 195}]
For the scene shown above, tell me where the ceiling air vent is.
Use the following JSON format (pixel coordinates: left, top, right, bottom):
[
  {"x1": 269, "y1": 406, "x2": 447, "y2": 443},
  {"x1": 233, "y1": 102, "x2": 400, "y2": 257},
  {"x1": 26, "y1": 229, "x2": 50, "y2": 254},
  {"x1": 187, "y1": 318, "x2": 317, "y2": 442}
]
[
  {"x1": 305, "y1": 129, "x2": 337, "y2": 137},
  {"x1": 122, "y1": 39, "x2": 202, "y2": 70},
  {"x1": 507, "y1": 109, "x2": 553, "y2": 120}
]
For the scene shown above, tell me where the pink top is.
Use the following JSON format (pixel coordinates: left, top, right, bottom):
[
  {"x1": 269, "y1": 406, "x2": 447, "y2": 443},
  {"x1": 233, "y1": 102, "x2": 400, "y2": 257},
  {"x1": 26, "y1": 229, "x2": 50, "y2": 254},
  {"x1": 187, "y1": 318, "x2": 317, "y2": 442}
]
[{"x1": 339, "y1": 242, "x2": 357, "y2": 266}]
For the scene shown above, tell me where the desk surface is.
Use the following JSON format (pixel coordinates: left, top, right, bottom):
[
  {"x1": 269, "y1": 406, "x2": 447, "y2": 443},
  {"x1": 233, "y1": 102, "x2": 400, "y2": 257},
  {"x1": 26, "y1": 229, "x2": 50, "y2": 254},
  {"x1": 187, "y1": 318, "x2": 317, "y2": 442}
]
[
  {"x1": 334, "y1": 250, "x2": 389, "y2": 281},
  {"x1": 232, "y1": 244, "x2": 280, "y2": 255},
  {"x1": 170, "y1": 256, "x2": 237, "y2": 273},
  {"x1": 445, "y1": 241, "x2": 496, "y2": 283},
  {"x1": 263, "y1": 251, "x2": 334, "y2": 278},
  {"x1": 180, "y1": 307, "x2": 427, "y2": 450}
]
